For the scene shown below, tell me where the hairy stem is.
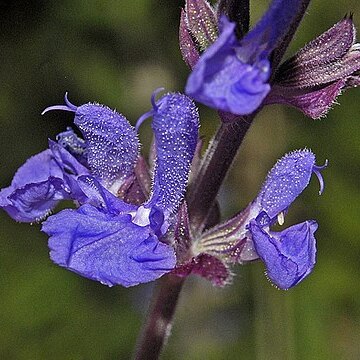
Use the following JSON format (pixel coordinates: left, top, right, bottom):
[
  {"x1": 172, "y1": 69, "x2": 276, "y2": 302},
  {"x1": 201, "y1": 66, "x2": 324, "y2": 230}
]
[
  {"x1": 133, "y1": 274, "x2": 185, "y2": 360},
  {"x1": 187, "y1": 114, "x2": 254, "y2": 232}
]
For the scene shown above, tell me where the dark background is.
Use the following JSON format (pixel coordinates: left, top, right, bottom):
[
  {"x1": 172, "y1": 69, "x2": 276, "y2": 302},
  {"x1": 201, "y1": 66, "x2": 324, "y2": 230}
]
[{"x1": 0, "y1": 1, "x2": 359, "y2": 359}]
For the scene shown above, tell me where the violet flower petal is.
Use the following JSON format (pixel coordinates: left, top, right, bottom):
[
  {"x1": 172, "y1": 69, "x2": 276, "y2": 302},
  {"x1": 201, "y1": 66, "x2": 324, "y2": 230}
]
[
  {"x1": 43, "y1": 94, "x2": 140, "y2": 190},
  {"x1": 147, "y1": 93, "x2": 199, "y2": 216},
  {"x1": 186, "y1": 0, "x2": 308, "y2": 115},
  {"x1": 250, "y1": 219, "x2": 318, "y2": 289},
  {"x1": 186, "y1": 16, "x2": 271, "y2": 115},
  {"x1": 6, "y1": 149, "x2": 63, "y2": 188},
  {"x1": 43, "y1": 204, "x2": 176, "y2": 287},
  {"x1": 256, "y1": 149, "x2": 318, "y2": 220},
  {"x1": 0, "y1": 150, "x2": 68, "y2": 222},
  {"x1": 242, "y1": 0, "x2": 309, "y2": 55},
  {"x1": 2, "y1": 178, "x2": 68, "y2": 222},
  {"x1": 73, "y1": 103, "x2": 140, "y2": 190}
]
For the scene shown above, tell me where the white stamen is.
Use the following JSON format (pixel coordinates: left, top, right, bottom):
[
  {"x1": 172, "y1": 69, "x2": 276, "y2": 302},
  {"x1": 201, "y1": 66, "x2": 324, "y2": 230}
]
[
  {"x1": 131, "y1": 206, "x2": 151, "y2": 227},
  {"x1": 277, "y1": 212, "x2": 285, "y2": 226}
]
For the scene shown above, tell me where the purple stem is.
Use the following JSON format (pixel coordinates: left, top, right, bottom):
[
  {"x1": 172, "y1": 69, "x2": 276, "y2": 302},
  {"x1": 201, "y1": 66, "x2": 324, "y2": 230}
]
[
  {"x1": 187, "y1": 115, "x2": 254, "y2": 233},
  {"x1": 133, "y1": 275, "x2": 185, "y2": 360}
]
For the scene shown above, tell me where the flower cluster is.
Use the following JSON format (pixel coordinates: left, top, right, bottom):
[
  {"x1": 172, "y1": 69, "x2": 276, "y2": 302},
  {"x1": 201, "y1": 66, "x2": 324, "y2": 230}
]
[
  {"x1": 185, "y1": 149, "x2": 326, "y2": 289},
  {"x1": 2, "y1": 0, "x2": 356, "y2": 291},
  {"x1": 182, "y1": 0, "x2": 360, "y2": 119},
  {"x1": 1, "y1": 92, "x2": 199, "y2": 287}
]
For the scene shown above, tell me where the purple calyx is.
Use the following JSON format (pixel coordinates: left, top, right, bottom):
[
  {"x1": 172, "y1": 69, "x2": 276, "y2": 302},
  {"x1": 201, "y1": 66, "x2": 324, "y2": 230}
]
[{"x1": 41, "y1": 92, "x2": 78, "y2": 115}]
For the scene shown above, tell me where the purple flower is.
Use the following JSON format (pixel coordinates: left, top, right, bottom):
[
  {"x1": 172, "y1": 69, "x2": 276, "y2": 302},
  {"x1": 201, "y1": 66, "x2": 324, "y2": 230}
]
[
  {"x1": 192, "y1": 149, "x2": 327, "y2": 289},
  {"x1": 185, "y1": 0, "x2": 308, "y2": 115},
  {"x1": 0, "y1": 143, "x2": 89, "y2": 222},
  {"x1": 1, "y1": 92, "x2": 199, "y2": 287}
]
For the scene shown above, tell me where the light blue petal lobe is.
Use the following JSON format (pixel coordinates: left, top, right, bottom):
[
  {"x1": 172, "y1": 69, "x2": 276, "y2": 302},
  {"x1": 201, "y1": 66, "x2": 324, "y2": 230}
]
[
  {"x1": 73, "y1": 103, "x2": 140, "y2": 188},
  {"x1": 250, "y1": 220, "x2": 317, "y2": 289},
  {"x1": 148, "y1": 93, "x2": 199, "y2": 215},
  {"x1": 257, "y1": 149, "x2": 316, "y2": 219},
  {"x1": 0, "y1": 150, "x2": 69, "y2": 222},
  {"x1": 11, "y1": 149, "x2": 63, "y2": 187},
  {"x1": 186, "y1": 16, "x2": 271, "y2": 115},
  {"x1": 43, "y1": 204, "x2": 176, "y2": 287},
  {"x1": 1, "y1": 178, "x2": 68, "y2": 222}
]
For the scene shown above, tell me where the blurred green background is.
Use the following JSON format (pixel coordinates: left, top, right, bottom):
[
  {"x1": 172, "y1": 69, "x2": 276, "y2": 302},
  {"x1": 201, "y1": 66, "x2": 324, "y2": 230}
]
[{"x1": 0, "y1": 0, "x2": 359, "y2": 359}]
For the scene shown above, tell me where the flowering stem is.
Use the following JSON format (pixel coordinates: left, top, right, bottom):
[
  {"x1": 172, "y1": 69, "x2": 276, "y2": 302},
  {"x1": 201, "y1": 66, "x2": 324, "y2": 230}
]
[
  {"x1": 187, "y1": 114, "x2": 254, "y2": 232},
  {"x1": 133, "y1": 2, "x2": 314, "y2": 356},
  {"x1": 134, "y1": 114, "x2": 254, "y2": 359},
  {"x1": 133, "y1": 274, "x2": 185, "y2": 360}
]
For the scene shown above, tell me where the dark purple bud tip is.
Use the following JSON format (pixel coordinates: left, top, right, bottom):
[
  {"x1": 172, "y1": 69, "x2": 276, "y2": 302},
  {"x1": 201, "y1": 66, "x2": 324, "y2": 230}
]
[{"x1": 41, "y1": 92, "x2": 78, "y2": 115}]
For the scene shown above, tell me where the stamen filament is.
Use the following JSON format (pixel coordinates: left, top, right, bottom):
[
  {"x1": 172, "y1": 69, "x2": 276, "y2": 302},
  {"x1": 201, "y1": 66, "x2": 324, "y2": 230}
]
[
  {"x1": 277, "y1": 212, "x2": 285, "y2": 226},
  {"x1": 41, "y1": 92, "x2": 78, "y2": 115},
  {"x1": 313, "y1": 159, "x2": 328, "y2": 195}
]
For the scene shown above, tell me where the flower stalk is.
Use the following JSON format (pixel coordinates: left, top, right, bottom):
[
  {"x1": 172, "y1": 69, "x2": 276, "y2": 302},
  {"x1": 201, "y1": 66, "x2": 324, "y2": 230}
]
[
  {"x1": 133, "y1": 275, "x2": 185, "y2": 360},
  {"x1": 187, "y1": 114, "x2": 254, "y2": 232}
]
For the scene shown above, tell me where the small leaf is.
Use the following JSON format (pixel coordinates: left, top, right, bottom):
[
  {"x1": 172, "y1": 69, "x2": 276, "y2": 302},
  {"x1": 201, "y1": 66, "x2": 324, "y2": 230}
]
[
  {"x1": 179, "y1": 9, "x2": 200, "y2": 68},
  {"x1": 185, "y1": 0, "x2": 218, "y2": 50}
]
